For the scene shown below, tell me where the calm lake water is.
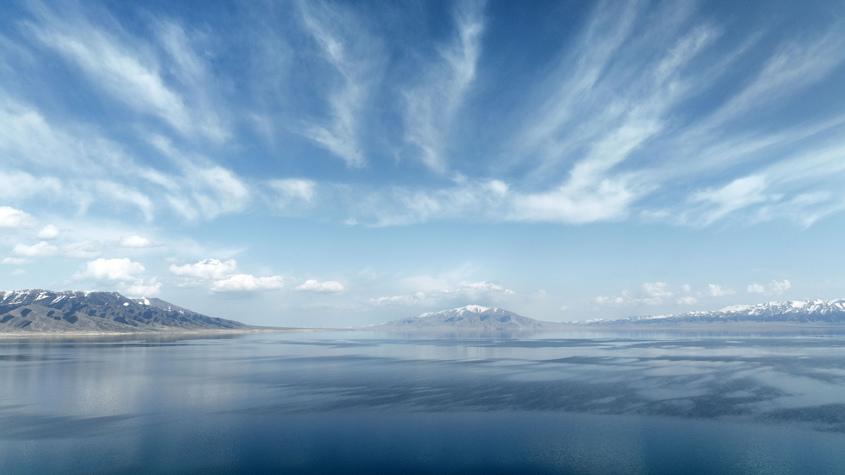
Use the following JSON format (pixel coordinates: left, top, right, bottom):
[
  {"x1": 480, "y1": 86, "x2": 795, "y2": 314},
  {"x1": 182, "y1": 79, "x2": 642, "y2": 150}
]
[{"x1": 1, "y1": 330, "x2": 845, "y2": 474}]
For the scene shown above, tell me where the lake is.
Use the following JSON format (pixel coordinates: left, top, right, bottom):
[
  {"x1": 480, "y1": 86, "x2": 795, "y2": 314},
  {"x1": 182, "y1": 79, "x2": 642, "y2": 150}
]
[{"x1": 1, "y1": 330, "x2": 844, "y2": 474}]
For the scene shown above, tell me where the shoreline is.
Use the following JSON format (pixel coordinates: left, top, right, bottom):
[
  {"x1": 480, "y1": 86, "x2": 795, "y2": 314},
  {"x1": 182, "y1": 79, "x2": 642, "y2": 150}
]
[{"x1": 0, "y1": 327, "x2": 323, "y2": 339}]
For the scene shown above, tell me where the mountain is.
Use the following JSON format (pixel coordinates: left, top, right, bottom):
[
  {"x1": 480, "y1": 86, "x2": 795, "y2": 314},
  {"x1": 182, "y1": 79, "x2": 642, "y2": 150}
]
[
  {"x1": 377, "y1": 305, "x2": 553, "y2": 332},
  {"x1": 0, "y1": 289, "x2": 245, "y2": 333},
  {"x1": 590, "y1": 299, "x2": 845, "y2": 325}
]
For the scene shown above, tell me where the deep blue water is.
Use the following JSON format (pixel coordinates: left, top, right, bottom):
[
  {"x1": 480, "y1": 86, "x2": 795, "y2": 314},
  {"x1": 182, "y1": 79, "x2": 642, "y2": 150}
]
[{"x1": 1, "y1": 330, "x2": 845, "y2": 474}]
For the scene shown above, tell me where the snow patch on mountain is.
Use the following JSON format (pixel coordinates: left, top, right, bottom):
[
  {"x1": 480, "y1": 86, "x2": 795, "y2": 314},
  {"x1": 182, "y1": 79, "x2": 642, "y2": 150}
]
[
  {"x1": 379, "y1": 304, "x2": 552, "y2": 331},
  {"x1": 591, "y1": 299, "x2": 845, "y2": 325}
]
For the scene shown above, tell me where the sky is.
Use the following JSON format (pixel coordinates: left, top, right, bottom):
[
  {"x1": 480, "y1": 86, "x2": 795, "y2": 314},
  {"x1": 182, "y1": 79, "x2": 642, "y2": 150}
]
[{"x1": 1, "y1": 0, "x2": 845, "y2": 327}]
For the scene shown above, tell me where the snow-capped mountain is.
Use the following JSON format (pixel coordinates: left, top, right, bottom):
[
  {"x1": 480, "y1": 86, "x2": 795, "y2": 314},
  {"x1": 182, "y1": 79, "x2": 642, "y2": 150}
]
[
  {"x1": 378, "y1": 305, "x2": 552, "y2": 331},
  {"x1": 591, "y1": 299, "x2": 845, "y2": 325},
  {"x1": 0, "y1": 289, "x2": 244, "y2": 332}
]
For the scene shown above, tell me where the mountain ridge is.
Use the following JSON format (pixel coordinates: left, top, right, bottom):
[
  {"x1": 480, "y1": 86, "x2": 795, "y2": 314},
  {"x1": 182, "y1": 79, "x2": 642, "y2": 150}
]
[
  {"x1": 377, "y1": 304, "x2": 554, "y2": 332},
  {"x1": 586, "y1": 299, "x2": 845, "y2": 325},
  {"x1": 0, "y1": 289, "x2": 245, "y2": 333}
]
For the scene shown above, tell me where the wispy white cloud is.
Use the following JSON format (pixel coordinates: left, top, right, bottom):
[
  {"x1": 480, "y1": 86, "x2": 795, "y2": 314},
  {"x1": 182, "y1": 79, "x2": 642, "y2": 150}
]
[
  {"x1": 2, "y1": 257, "x2": 29, "y2": 265},
  {"x1": 265, "y1": 178, "x2": 317, "y2": 215},
  {"x1": 25, "y1": 3, "x2": 225, "y2": 141},
  {"x1": 297, "y1": 0, "x2": 380, "y2": 167},
  {"x1": 62, "y1": 241, "x2": 102, "y2": 260},
  {"x1": 678, "y1": 135, "x2": 845, "y2": 227},
  {"x1": 0, "y1": 95, "x2": 248, "y2": 222},
  {"x1": 211, "y1": 274, "x2": 285, "y2": 293},
  {"x1": 12, "y1": 241, "x2": 57, "y2": 257},
  {"x1": 687, "y1": 175, "x2": 769, "y2": 226},
  {"x1": 370, "y1": 278, "x2": 514, "y2": 307},
  {"x1": 504, "y1": 3, "x2": 720, "y2": 223},
  {"x1": 169, "y1": 258, "x2": 237, "y2": 281},
  {"x1": 695, "y1": 28, "x2": 845, "y2": 134},
  {"x1": 343, "y1": 179, "x2": 509, "y2": 227},
  {"x1": 402, "y1": 0, "x2": 486, "y2": 174}
]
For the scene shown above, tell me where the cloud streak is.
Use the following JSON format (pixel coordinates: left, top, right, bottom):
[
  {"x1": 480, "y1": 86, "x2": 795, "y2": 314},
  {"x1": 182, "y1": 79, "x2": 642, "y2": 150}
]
[{"x1": 402, "y1": 0, "x2": 486, "y2": 174}]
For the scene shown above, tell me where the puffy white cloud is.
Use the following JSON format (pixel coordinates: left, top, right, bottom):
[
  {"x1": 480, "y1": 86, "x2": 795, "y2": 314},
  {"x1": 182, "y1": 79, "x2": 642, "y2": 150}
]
[
  {"x1": 296, "y1": 279, "x2": 345, "y2": 294},
  {"x1": 82, "y1": 257, "x2": 145, "y2": 281},
  {"x1": 13, "y1": 241, "x2": 58, "y2": 257},
  {"x1": 596, "y1": 281, "x2": 741, "y2": 306},
  {"x1": 770, "y1": 279, "x2": 792, "y2": 294},
  {"x1": 77, "y1": 258, "x2": 159, "y2": 296},
  {"x1": 706, "y1": 283, "x2": 735, "y2": 297},
  {"x1": 169, "y1": 258, "x2": 237, "y2": 280},
  {"x1": 595, "y1": 282, "x2": 674, "y2": 306},
  {"x1": 211, "y1": 274, "x2": 284, "y2": 293},
  {"x1": 593, "y1": 292, "x2": 632, "y2": 306},
  {"x1": 36, "y1": 224, "x2": 59, "y2": 240},
  {"x1": 642, "y1": 282, "x2": 672, "y2": 302},
  {"x1": 123, "y1": 279, "x2": 161, "y2": 297},
  {"x1": 747, "y1": 279, "x2": 791, "y2": 295},
  {"x1": 747, "y1": 283, "x2": 766, "y2": 294},
  {"x1": 120, "y1": 235, "x2": 153, "y2": 248},
  {"x1": 169, "y1": 258, "x2": 289, "y2": 294},
  {"x1": 0, "y1": 206, "x2": 34, "y2": 228}
]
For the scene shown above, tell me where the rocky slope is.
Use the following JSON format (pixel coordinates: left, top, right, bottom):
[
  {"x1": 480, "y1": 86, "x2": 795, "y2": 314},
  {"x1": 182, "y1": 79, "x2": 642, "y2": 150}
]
[{"x1": 0, "y1": 289, "x2": 244, "y2": 332}]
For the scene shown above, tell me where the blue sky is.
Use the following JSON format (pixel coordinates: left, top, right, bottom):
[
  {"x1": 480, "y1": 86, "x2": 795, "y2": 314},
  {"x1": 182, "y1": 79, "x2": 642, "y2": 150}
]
[{"x1": 1, "y1": 0, "x2": 845, "y2": 326}]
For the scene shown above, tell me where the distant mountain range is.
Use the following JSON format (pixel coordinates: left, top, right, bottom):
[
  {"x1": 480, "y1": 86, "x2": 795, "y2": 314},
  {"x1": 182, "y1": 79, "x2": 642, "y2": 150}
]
[
  {"x1": 589, "y1": 299, "x2": 845, "y2": 325},
  {"x1": 0, "y1": 289, "x2": 245, "y2": 333},
  {"x1": 377, "y1": 305, "x2": 555, "y2": 332},
  {"x1": 377, "y1": 300, "x2": 845, "y2": 333}
]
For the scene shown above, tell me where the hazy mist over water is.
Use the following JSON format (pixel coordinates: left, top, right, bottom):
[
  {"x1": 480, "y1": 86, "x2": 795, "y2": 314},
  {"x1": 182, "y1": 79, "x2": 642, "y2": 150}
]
[{"x1": 2, "y1": 331, "x2": 845, "y2": 474}]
